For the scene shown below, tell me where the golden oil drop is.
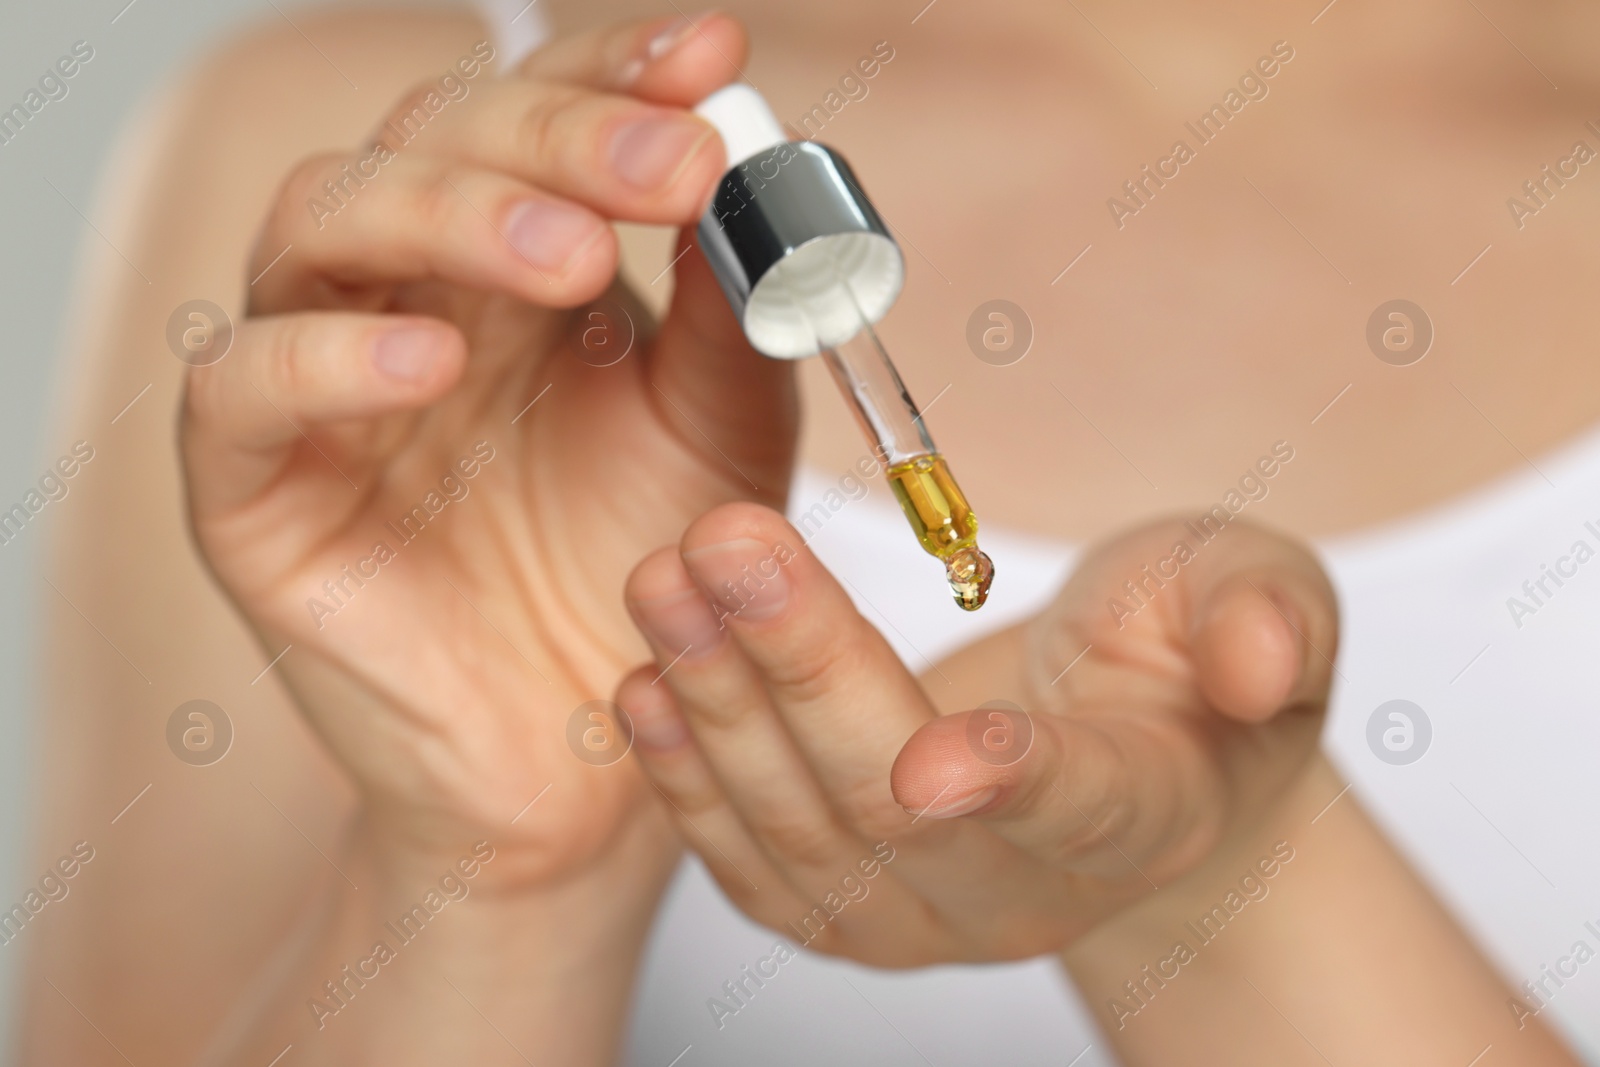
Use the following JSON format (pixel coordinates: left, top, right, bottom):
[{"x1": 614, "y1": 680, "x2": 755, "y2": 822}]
[{"x1": 887, "y1": 454, "x2": 996, "y2": 611}]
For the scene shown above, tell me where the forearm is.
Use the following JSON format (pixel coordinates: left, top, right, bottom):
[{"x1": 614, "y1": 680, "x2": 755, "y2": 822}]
[
  {"x1": 224, "y1": 818, "x2": 674, "y2": 1067},
  {"x1": 1062, "y1": 753, "x2": 1581, "y2": 1065}
]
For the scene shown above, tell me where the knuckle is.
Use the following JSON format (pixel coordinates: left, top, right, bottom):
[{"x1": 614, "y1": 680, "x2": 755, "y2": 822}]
[
  {"x1": 277, "y1": 153, "x2": 344, "y2": 217},
  {"x1": 415, "y1": 166, "x2": 469, "y2": 233},
  {"x1": 381, "y1": 80, "x2": 445, "y2": 141},
  {"x1": 262, "y1": 317, "x2": 317, "y2": 402},
  {"x1": 840, "y1": 790, "x2": 911, "y2": 843},
  {"x1": 754, "y1": 814, "x2": 843, "y2": 870},
  {"x1": 684, "y1": 691, "x2": 762, "y2": 732},
  {"x1": 1052, "y1": 784, "x2": 1134, "y2": 861},
  {"x1": 665, "y1": 779, "x2": 725, "y2": 824},
  {"x1": 1087, "y1": 790, "x2": 1136, "y2": 844},
  {"x1": 1022, "y1": 612, "x2": 1093, "y2": 711},
  {"x1": 512, "y1": 82, "x2": 588, "y2": 164},
  {"x1": 759, "y1": 632, "x2": 865, "y2": 708},
  {"x1": 261, "y1": 153, "x2": 350, "y2": 253}
]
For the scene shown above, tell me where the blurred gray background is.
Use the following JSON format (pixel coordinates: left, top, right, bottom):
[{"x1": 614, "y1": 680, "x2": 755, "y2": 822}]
[{"x1": 0, "y1": 0, "x2": 401, "y2": 1049}]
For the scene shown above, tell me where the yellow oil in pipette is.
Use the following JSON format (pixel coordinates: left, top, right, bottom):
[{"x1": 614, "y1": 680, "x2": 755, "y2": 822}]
[{"x1": 886, "y1": 454, "x2": 995, "y2": 611}]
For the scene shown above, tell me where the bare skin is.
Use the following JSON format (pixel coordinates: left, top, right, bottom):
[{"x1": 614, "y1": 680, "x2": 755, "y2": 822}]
[
  {"x1": 619, "y1": 505, "x2": 1338, "y2": 967},
  {"x1": 21, "y1": 0, "x2": 1599, "y2": 1064},
  {"x1": 618, "y1": 503, "x2": 1580, "y2": 1064}
]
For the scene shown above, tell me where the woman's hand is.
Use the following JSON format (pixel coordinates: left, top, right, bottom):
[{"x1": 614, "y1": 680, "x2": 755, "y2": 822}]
[
  {"x1": 614, "y1": 502, "x2": 1336, "y2": 965},
  {"x1": 181, "y1": 14, "x2": 793, "y2": 891}
]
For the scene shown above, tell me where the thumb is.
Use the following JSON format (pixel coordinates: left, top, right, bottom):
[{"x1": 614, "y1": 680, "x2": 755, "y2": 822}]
[
  {"x1": 1040, "y1": 517, "x2": 1341, "y2": 725},
  {"x1": 890, "y1": 518, "x2": 1340, "y2": 877},
  {"x1": 644, "y1": 228, "x2": 798, "y2": 498},
  {"x1": 890, "y1": 707, "x2": 1187, "y2": 880},
  {"x1": 1189, "y1": 566, "x2": 1335, "y2": 724}
]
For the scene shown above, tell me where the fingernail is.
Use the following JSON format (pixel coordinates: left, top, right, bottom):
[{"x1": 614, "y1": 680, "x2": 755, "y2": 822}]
[
  {"x1": 908, "y1": 786, "x2": 999, "y2": 820},
  {"x1": 615, "y1": 58, "x2": 645, "y2": 87},
  {"x1": 616, "y1": 13, "x2": 709, "y2": 87},
  {"x1": 503, "y1": 199, "x2": 603, "y2": 274},
  {"x1": 645, "y1": 14, "x2": 701, "y2": 60},
  {"x1": 630, "y1": 588, "x2": 725, "y2": 659},
  {"x1": 610, "y1": 112, "x2": 713, "y2": 190},
  {"x1": 683, "y1": 538, "x2": 792, "y2": 623},
  {"x1": 372, "y1": 327, "x2": 443, "y2": 380}
]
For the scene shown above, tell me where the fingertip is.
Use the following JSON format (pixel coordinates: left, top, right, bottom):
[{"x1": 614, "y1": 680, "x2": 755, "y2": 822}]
[
  {"x1": 370, "y1": 317, "x2": 468, "y2": 395},
  {"x1": 538, "y1": 224, "x2": 622, "y2": 309},
  {"x1": 629, "y1": 13, "x2": 749, "y2": 104},
  {"x1": 679, "y1": 501, "x2": 801, "y2": 558},
  {"x1": 674, "y1": 116, "x2": 730, "y2": 215},
  {"x1": 689, "y1": 13, "x2": 750, "y2": 74},
  {"x1": 625, "y1": 543, "x2": 729, "y2": 660},
  {"x1": 491, "y1": 190, "x2": 620, "y2": 308},
  {"x1": 597, "y1": 103, "x2": 726, "y2": 224},
  {"x1": 625, "y1": 544, "x2": 698, "y2": 606},
  {"x1": 613, "y1": 662, "x2": 660, "y2": 713},
  {"x1": 890, "y1": 717, "x2": 969, "y2": 810},
  {"x1": 890, "y1": 712, "x2": 1028, "y2": 818},
  {"x1": 1192, "y1": 579, "x2": 1303, "y2": 722},
  {"x1": 614, "y1": 662, "x2": 693, "y2": 754}
]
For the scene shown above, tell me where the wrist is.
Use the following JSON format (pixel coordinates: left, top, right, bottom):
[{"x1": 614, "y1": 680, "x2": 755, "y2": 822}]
[
  {"x1": 349, "y1": 800, "x2": 682, "y2": 962},
  {"x1": 357, "y1": 772, "x2": 680, "y2": 893},
  {"x1": 1059, "y1": 753, "x2": 1582, "y2": 1065},
  {"x1": 1060, "y1": 752, "x2": 1337, "y2": 991},
  {"x1": 233, "y1": 807, "x2": 680, "y2": 1066}
]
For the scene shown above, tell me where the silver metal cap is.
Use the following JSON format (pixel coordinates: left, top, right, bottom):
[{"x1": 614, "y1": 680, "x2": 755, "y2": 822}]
[{"x1": 695, "y1": 141, "x2": 905, "y2": 360}]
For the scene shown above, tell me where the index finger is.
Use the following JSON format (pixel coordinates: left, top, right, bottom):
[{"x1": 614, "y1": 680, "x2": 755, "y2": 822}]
[
  {"x1": 669, "y1": 502, "x2": 940, "y2": 824},
  {"x1": 515, "y1": 12, "x2": 748, "y2": 103}
]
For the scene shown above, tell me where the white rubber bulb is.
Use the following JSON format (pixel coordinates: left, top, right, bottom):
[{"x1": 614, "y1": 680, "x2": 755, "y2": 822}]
[{"x1": 694, "y1": 84, "x2": 788, "y2": 168}]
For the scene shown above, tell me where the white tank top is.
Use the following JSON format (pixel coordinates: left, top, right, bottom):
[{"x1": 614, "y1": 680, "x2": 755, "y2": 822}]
[{"x1": 476, "y1": 8, "x2": 1600, "y2": 1062}]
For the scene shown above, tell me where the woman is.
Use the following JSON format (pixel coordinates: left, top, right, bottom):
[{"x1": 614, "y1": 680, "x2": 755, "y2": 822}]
[{"x1": 23, "y1": 1, "x2": 1596, "y2": 1063}]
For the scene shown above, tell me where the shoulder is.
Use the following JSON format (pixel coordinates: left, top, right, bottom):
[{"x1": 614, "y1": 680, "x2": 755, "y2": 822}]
[{"x1": 165, "y1": 6, "x2": 493, "y2": 178}]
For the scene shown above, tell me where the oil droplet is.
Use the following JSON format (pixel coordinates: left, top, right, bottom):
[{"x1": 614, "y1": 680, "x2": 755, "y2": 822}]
[
  {"x1": 945, "y1": 546, "x2": 995, "y2": 612},
  {"x1": 885, "y1": 453, "x2": 995, "y2": 610}
]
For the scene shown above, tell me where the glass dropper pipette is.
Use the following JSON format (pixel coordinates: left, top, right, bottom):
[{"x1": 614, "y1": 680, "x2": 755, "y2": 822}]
[
  {"x1": 689, "y1": 83, "x2": 994, "y2": 608},
  {"x1": 817, "y1": 286, "x2": 995, "y2": 611}
]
